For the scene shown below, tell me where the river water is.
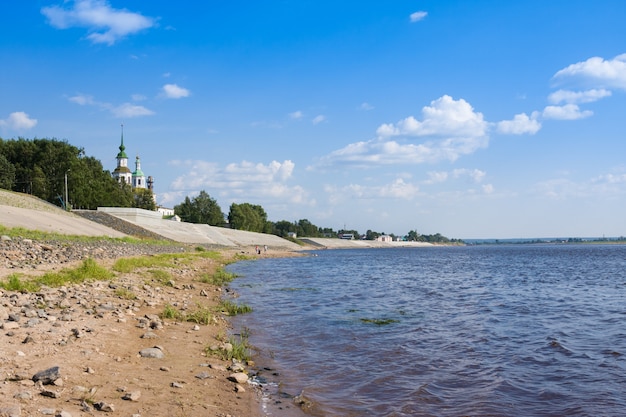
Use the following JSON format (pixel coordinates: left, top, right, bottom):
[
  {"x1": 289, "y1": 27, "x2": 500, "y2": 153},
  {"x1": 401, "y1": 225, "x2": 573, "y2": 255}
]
[{"x1": 227, "y1": 245, "x2": 626, "y2": 416}]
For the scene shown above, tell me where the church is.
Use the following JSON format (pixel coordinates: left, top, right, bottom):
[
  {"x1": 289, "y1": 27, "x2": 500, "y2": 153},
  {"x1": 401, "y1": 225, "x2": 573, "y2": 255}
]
[{"x1": 112, "y1": 124, "x2": 154, "y2": 192}]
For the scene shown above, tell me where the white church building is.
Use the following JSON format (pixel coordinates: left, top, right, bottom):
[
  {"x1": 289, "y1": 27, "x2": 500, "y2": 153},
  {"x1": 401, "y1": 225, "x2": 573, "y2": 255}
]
[{"x1": 112, "y1": 124, "x2": 154, "y2": 192}]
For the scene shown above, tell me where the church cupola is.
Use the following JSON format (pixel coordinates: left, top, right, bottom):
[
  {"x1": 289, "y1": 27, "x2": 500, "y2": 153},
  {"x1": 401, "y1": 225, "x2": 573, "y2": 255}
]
[
  {"x1": 112, "y1": 124, "x2": 132, "y2": 185},
  {"x1": 132, "y1": 155, "x2": 146, "y2": 188}
]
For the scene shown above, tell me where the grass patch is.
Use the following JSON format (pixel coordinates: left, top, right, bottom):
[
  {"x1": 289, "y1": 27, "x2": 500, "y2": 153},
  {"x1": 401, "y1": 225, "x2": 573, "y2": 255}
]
[
  {"x1": 0, "y1": 225, "x2": 166, "y2": 246},
  {"x1": 0, "y1": 274, "x2": 39, "y2": 292},
  {"x1": 160, "y1": 303, "x2": 215, "y2": 325},
  {"x1": 199, "y1": 268, "x2": 238, "y2": 286},
  {"x1": 218, "y1": 299, "x2": 253, "y2": 316},
  {"x1": 185, "y1": 304, "x2": 214, "y2": 325},
  {"x1": 113, "y1": 251, "x2": 222, "y2": 274},
  {"x1": 161, "y1": 303, "x2": 184, "y2": 321},
  {"x1": 208, "y1": 331, "x2": 252, "y2": 362},
  {"x1": 147, "y1": 269, "x2": 172, "y2": 286},
  {"x1": 113, "y1": 255, "x2": 176, "y2": 273},
  {"x1": 0, "y1": 259, "x2": 113, "y2": 292},
  {"x1": 114, "y1": 287, "x2": 137, "y2": 300}
]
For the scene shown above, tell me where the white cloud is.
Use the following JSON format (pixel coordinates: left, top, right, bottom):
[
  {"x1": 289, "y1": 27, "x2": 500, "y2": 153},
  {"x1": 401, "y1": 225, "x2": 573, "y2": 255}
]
[
  {"x1": 376, "y1": 95, "x2": 488, "y2": 139},
  {"x1": 553, "y1": 53, "x2": 626, "y2": 90},
  {"x1": 533, "y1": 167, "x2": 626, "y2": 200},
  {"x1": 162, "y1": 84, "x2": 190, "y2": 99},
  {"x1": 289, "y1": 110, "x2": 303, "y2": 120},
  {"x1": 425, "y1": 171, "x2": 448, "y2": 184},
  {"x1": 548, "y1": 88, "x2": 612, "y2": 104},
  {"x1": 317, "y1": 134, "x2": 489, "y2": 168},
  {"x1": 359, "y1": 102, "x2": 374, "y2": 111},
  {"x1": 41, "y1": 0, "x2": 156, "y2": 45},
  {"x1": 497, "y1": 112, "x2": 541, "y2": 135},
  {"x1": 316, "y1": 95, "x2": 489, "y2": 168},
  {"x1": 312, "y1": 115, "x2": 326, "y2": 125},
  {"x1": 68, "y1": 94, "x2": 154, "y2": 118},
  {"x1": 542, "y1": 104, "x2": 592, "y2": 120},
  {"x1": 425, "y1": 168, "x2": 485, "y2": 184},
  {"x1": 328, "y1": 178, "x2": 420, "y2": 201},
  {"x1": 68, "y1": 94, "x2": 96, "y2": 105},
  {"x1": 0, "y1": 112, "x2": 38, "y2": 130},
  {"x1": 453, "y1": 168, "x2": 486, "y2": 183},
  {"x1": 169, "y1": 159, "x2": 308, "y2": 204},
  {"x1": 410, "y1": 11, "x2": 428, "y2": 22},
  {"x1": 111, "y1": 103, "x2": 155, "y2": 118}
]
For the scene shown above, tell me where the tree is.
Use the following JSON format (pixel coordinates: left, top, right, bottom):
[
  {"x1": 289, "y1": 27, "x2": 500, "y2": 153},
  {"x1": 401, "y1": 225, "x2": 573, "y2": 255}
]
[
  {"x1": 174, "y1": 191, "x2": 224, "y2": 225},
  {"x1": 272, "y1": 220, "x2": 296, "y2": 237},
  {"x1": 133, "y1": 188, "x2": 156, "y2": 211},
  {"x1": 0, "y1": 137, "x2": 134, "y2": 209},
  {"x1": 406, "y1": 230, "x2": 420, "y2": 241},
  {"x1": 365, "y1": 229, "x2": 381, "y2": 240},
  {"x1": 0, "y1": 153, "x2": 15, "y2": 190},
  {"x1": 297, "y1": 219, "x2": 318, "y2": 237},
  {"x1": 228, "y1": 202, "x2": 269, "y2": 232}
]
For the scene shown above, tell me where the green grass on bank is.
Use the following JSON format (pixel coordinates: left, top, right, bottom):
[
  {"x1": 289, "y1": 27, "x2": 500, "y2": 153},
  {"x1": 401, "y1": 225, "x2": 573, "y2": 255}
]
[
  {"x1": 0, "y1": 258, "x2": 113, "y2": 292},
  {"x1": 0, "y1": 224, "x2": 171, "y2": 246}
]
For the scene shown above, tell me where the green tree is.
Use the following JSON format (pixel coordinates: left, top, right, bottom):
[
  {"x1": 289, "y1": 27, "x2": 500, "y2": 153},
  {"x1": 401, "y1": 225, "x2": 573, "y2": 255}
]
[
  {"x1": 68, "y1": 156, "x2": 134, "y2": 209},
  {"x1": 272, "y1": 220, "x2": 296, "y2": 237},
  {"x1": 174, "y1": 191, "x2": 224, "y2": 225},
  {"x1": 297, "y1": 219, "x2": 318, "y2": 237},
  {"x1": 133, "y1": 188, "x2": 156, "y2": 211},
  {"x1": 0, "y1": 153, "x2": 16, "y2": 190},
  {"x1": 228, "y1": 202, "x2": 268, "y2": 232},
  {"x1": 365, "y1": 229, "x2": 381, "y2": 240}
]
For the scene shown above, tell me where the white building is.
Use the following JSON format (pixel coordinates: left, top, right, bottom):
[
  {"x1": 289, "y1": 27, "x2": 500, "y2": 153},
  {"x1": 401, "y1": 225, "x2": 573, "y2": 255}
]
[{"x1": 112, "y1": 124, "x2": 154, "y2": 193}]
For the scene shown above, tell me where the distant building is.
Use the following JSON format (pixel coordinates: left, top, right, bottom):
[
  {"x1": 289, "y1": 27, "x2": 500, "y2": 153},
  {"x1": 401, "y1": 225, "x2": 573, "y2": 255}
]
[
  {"x1": 157, "y1": 206, "x2": 175, "y2": 217},
  {"x1": 112, "y1": 124, "x2": 155, "y2": 194},
  {"x1": 376, "y1": 235, "x2": 393, "y2": 242}
]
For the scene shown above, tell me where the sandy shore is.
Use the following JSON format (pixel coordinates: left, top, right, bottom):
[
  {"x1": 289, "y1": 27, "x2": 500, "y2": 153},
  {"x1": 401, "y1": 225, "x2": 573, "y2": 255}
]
[{"x1": 0, "y1": 242, "x2": 306, "y2": 417}]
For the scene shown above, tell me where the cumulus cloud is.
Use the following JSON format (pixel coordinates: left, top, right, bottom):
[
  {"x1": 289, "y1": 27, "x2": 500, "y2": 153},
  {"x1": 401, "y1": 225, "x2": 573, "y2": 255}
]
[
  {"x1": 315, "y1": 95, "x2": 489, "y2": 168},
  {"x1": 0, "y1": 112, "x2": 38, "y2": 130},
  {"x1": 162, "y1": 83, "x2": 190, "y2": 99},
  {"x1": 68, "y1": 93, "x2": 154, "y2": 118},
  {"x1": 542, "y1": 104, "x2": 592, "y2": 120},
  {"x1": 289, "y1": 110, "x2": 303, "y2": 120},
  {"x1": 497, "y1": 112, "x2": 541, "y2": 135},
  {"x1": 169, "y1": 159, "x2": 308, "y2": 204},
  {"x1": 41, "y1": 0, "x2": 156, "y2": 45},
  {"x1": 553, "y1": 53, "x2": 626, "y2": 90},
  {"x1": 68, "y1": 94, "x2": 96, "y2": 105},
  {"x1": 312, "y1": 115, "x2": 326, "y2": 125},
  {"x1": 548, "y1": 88, "x2": 612, "y2": 104},
  {"x1": 111, "y1": 103, "x2": 155, "y2": 118},
  {"x1": 376, "y1": 95, "x2": 488, "y2": 139},
  {"x1": 410, "y1": 11, "x2": 428, "y2": 22},
  {"x1": 327, "y1": 178, "x2": 420, "y2": 202},
  {"x1": 425, "y1": 168, "x2": 486, "y2": 184}
]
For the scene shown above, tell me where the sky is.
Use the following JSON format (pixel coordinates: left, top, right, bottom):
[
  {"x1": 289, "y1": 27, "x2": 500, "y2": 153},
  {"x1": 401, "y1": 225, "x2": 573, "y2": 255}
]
[{"x1": 1, "y1": 0, "x2": 626, "y2": 239}]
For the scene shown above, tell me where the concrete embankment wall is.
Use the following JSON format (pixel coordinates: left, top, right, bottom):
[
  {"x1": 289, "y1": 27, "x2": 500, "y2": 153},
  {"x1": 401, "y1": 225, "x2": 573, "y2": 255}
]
[{"x1": 97, "y1": 207, "x2": 302, "y2": 250}]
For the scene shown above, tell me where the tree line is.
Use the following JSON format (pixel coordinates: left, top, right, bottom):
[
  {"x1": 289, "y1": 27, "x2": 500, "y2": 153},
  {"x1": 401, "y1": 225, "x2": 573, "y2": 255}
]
[
  {"x1": 174, "y1": 190, "x2": 461, "y2": 243},
  {"x1": 0, "y1": 137, "x2": 155, "y2": 210}
]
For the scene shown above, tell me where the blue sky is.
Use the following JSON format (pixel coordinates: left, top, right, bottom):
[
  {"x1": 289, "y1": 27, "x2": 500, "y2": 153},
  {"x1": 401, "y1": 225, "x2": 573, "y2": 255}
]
[{"x1": 1, "y1": 1, "x2": 626, "y2": 239}]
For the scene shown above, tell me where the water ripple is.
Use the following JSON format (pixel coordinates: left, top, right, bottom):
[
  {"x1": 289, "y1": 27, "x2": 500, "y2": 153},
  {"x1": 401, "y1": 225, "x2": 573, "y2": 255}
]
[{"x1": 229, "y1": 245, "x2": 626, "y2": 416}]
